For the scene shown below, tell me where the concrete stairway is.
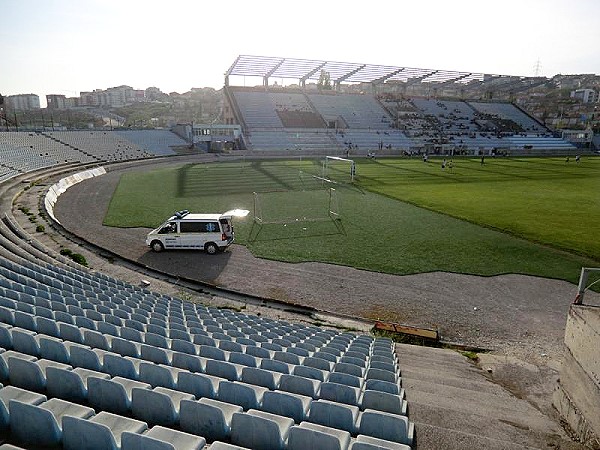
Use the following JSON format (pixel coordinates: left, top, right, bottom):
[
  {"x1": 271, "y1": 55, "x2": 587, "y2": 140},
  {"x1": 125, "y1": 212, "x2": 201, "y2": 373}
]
[{"x1": 397, "y1": 344, "x2": 584, "y2": 450}]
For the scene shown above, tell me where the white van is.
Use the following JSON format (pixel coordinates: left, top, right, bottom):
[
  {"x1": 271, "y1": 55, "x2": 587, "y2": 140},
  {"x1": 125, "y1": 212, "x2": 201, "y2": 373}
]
[{"x1": 146, "y1": 209, "x2": 249, "y2": 254}]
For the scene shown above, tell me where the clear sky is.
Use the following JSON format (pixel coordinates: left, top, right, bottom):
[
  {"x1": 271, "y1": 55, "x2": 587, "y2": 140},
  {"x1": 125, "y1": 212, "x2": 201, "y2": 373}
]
[{"x1": 1, "y1": 0, "x2": 599, "y2": 106}]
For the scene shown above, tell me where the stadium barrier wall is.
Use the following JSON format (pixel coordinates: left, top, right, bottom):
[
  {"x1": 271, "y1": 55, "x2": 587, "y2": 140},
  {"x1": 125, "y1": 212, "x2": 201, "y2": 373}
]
[
  {"x1": 553, "y1": 305, "x2": 600, "y2": 449},
  {"x1": 44, "y1": 167, "x2": 106, "y2": 225}
]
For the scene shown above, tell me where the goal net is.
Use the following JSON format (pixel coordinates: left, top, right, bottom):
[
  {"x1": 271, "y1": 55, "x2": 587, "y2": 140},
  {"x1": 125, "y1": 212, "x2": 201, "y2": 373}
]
[
  {"x1": 323, "y1": 156, "x2": 356, "y2": 184},
  {"x1": 249, "y1": 188, "x2": 342, "y2": 241}
]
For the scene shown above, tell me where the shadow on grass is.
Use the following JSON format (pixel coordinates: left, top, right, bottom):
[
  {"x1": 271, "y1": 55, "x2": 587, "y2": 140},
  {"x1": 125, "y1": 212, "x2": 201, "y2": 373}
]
[{"x1": 247, "y1": 218, "x2": 345, "y2": 243}]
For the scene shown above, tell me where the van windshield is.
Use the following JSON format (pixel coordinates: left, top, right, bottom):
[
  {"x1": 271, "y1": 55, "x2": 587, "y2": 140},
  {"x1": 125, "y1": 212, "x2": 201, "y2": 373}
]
[{"x1": 158, "y1": 222, "x2": 177, "y2": 234}]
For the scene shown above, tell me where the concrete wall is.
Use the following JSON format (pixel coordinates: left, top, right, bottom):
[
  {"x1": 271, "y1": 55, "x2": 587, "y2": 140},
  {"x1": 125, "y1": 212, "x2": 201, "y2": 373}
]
[
  {"x1": 553, "y1": 305, "x2": 600, "y2": 449},
  {"x1": 44, "y1": 167, "x2": 106, "y2": 225}
]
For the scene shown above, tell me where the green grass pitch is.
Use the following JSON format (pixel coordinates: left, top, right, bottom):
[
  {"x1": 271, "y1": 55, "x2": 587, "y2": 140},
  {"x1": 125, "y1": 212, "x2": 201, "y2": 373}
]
[{"x1": 104, "y1": 156, "x2": 600, "y2": 285}]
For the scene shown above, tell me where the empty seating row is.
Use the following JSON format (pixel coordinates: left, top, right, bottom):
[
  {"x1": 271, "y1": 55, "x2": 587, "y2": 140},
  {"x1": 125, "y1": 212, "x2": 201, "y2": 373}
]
[
  {"x1": 0, "y1": 383, "x2": 206, "y2": 450},
  {"x1": 0, "y1": 253, "x2": 414, "y2": 449},
  {"x1": 0, "y1": 294, "x2": 396, "y2": 363},
  {"x1": 0, "y1": 270, "x2": 398, "y2": 370},
  {"x1": 0, "y1": 321, "x2": 405, "y2": 416},
  {"x1": 0, "y1": 360, "x2": 414, "y2": 448}
]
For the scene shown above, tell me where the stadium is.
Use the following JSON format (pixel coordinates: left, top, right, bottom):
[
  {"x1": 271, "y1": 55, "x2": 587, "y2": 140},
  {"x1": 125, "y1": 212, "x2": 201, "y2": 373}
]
[{"x1": 0, "y1": 53, "x2": 599, "y2": 450}]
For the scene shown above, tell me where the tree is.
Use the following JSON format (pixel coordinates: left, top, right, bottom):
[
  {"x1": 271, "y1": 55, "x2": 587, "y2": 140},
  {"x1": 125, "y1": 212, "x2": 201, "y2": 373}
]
[{"x1": 317, "y1": 70, "x2": 332, "y2": 90}]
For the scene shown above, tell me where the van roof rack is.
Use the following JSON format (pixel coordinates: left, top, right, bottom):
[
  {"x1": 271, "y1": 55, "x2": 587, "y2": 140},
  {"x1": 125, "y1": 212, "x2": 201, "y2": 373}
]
[{"x1": 174, "y1": 210, "x2": 190, "y2": 219}]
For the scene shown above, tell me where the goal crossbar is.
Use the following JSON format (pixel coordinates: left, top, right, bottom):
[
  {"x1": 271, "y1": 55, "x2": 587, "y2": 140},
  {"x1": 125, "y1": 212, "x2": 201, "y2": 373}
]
[{"x1": 324, "y1": 156, "x2": 356, "y2": 182}]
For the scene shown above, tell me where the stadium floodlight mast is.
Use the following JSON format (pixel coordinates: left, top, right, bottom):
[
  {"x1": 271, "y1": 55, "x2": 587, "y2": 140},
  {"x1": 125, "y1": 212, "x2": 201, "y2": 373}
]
[{"x1": 574, "y1": 267, "x2": 600, "y2": 305}]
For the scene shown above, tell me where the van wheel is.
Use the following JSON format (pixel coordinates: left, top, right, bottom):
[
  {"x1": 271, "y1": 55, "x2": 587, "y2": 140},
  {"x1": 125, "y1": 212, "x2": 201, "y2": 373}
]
[
  {"x1": 205, "y1": 242, "x2": 219, "y2": 255},
  {"x1": 150, "y1": 240, "x2": 164, "y2": 252}
]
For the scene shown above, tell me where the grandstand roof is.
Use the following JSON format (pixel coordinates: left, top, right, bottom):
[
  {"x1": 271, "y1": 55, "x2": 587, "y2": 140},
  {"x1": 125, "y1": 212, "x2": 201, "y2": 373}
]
[{"x1": 225, "y1": 55, "x2": 543, "y2": 89}]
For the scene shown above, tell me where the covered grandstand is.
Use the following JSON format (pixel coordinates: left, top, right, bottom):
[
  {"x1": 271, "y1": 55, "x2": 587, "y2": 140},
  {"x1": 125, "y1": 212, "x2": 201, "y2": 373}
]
[{"x1": 224, "y1": 55, "x2": 577, "y2": 155}]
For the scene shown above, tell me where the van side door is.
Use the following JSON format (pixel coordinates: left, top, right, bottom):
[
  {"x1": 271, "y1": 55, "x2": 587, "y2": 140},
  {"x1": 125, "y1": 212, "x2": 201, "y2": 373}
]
[
  {"x1": 179, "y1": 221, "x2": 221, "y2": 249},
  {"x1": 157, "y1": 221, "x2": 181, "y2": 249}
]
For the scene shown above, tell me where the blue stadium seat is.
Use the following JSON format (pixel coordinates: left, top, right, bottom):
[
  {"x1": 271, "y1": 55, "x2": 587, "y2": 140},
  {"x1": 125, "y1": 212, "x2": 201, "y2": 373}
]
[
  {"x1": 240, "y1": 366, "x2": 280, "y2": 390},
  {"x1": 9, "y1": 397, "x2": 94, "y2": 446},
  {"x1": 205, "y1": 359, "x2": 243, "y2": 381},
  {"x1": 138, "y1": 362, "x2": 185, "y2": 389},
  {"x1": 358, "y1": 409, "x2": 414, "y2": 446},
  {"x1": 230, "y1": 409, "x2": 294, "y2": 450},
  {"x1": 87, "y1": 376, "x2": 151, "y2": 415},
  {"x1": 121, "y1": 425, "x2": 206, "y2": 450},
  {"x1": 361, "y1": 390, "x2": 407, "y2": 415},
  {"x1": 261, "y1": 390, "x2": 312, "y2": 424},
  {"x1": 287, "y1": 421, "x2": 351, "y2": 450},
  {"x1": 351, "y1": 435, "x2": 412, "y2": 449},
  {"x1": 217, "y1": 380, "x2": 268, "y2": 411},
  {"x1": 46, "y1": 366, "x2": 109, "y2": 403},
  {"x1": 131, "y1": 387, "x2": 194, "y2": 427},
  {"x1": 319, "y1": 381, "x2": 362, "y2": 406},
  {"x1": 9, "y1": 357, "x2": 71, "y2": 392},
  {"x1": 279, "y1": 373, "x2": 321, "y2": 399},
  {"x1": 62, "y1": 411, "x2": 148, "y2": 450},
  {"x1": 171, "y1": 351, "x2": 205, "y2": 373},
  {"x1": 11, "y1": 328, "x2": 40, "y2": 356},
  {"x1": 307, "y1": 399, "x2": 360, "y2": 434},
  {"x1": 177, "y1": 371, "x2": 221, "y2": 400},
  {"x1": 179, "y1": 398, "x2": 242, "y2": 442},
  {"x1": 0, "y1": 385, "x2": 46, "y2": 429}
]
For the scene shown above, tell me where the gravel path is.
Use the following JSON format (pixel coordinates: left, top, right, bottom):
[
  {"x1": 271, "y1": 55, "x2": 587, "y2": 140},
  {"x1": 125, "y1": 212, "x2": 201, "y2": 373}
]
[{"x1": 52, "y1": 159, "x2": 600, "y2": 363}]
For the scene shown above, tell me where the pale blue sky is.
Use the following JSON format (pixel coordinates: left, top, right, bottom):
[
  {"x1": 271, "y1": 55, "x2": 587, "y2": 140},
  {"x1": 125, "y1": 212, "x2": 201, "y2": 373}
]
[{"x1": 1, "y1": 0, "x2": 599, "y2": 106}]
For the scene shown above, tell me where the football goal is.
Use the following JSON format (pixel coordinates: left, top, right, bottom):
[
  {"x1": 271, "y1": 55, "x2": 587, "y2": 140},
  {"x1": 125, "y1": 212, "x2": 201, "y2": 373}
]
[
  {"x1": 249, "y1": 187, "x2": 343, "y2": 241},
  {"x1": 323, "y1": 156, "x2": 356, "y2": 184}
]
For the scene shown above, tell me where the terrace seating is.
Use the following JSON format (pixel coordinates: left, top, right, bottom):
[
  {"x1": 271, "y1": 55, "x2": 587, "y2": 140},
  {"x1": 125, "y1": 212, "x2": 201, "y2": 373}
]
[
  {"x1": 114, "y1": 130, "x2": 184, "y2": 156},
  {"x1": 0, "y1": 238, "x2": 413, "y2": 450},
  {"x1": 0, "y1": 130, "x2": 179, "y2": 182}
]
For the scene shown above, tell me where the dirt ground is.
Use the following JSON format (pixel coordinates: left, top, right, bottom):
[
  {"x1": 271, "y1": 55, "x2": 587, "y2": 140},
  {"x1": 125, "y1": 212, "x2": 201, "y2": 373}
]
[
  {"x1": 21, "y1": 158, "x2": 597, "y2": 446},
  {"x1": 50, "y1": 161, "x2": 600, "y2": 360}
]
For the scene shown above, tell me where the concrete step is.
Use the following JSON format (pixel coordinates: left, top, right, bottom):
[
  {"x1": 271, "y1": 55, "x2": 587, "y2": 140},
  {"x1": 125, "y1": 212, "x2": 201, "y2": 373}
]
[
  {"x1": 393, "y1": 343, "x2": 584, "y2": 449},
  {"x1": 414, "y1": 421, "x2": 542, "y2": 450},
  {"x1": 411, "y1": 400, "x2": 563, "y2": 449}
]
